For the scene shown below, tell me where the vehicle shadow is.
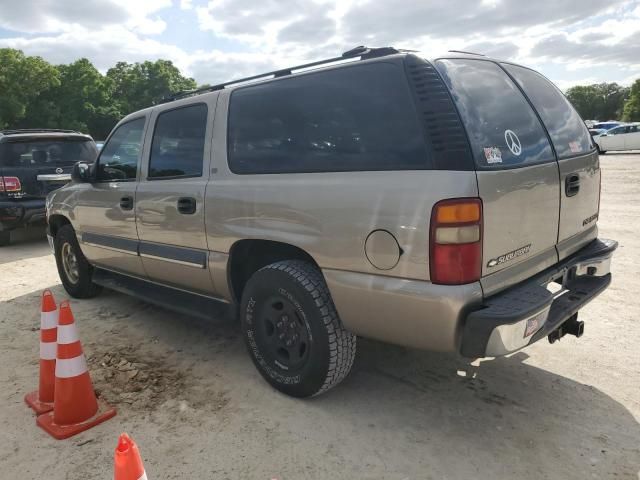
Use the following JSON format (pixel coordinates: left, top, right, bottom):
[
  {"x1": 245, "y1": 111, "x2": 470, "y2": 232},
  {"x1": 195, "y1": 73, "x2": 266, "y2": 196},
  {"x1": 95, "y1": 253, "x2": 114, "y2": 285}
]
[{"x1": 316, "y1": 339, "x2": 640, "y2": 479}]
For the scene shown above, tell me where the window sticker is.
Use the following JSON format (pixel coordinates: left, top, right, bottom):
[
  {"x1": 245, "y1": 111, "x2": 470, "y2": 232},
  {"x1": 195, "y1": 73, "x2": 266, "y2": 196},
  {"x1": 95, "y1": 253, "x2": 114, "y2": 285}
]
[
  {"x1": 484, "y1": 146, "x2": 503, "y2": 164},
  {"x1": 569, "y1": 141, "x2": 581, "y2": 153}
]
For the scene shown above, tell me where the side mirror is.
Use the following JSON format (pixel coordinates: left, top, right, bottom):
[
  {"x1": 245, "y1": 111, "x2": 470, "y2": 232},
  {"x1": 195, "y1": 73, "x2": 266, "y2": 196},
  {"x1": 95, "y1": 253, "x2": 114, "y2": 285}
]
[{"x1": 71, "y1": 161, "x2": 92, "y2": 183}]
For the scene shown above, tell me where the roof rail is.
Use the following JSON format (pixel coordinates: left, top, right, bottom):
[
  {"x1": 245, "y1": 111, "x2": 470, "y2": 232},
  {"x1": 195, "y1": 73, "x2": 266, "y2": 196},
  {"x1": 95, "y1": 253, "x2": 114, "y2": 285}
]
[
  {"x1": 0, "y1": 128, "x2": 82, "y2": 136},
  {"x1": 447, "y1": 50, "x2": 486, "y2": 57},
  {"x1": 160, "y1": 46, "x2": 403, "y2": 104}
]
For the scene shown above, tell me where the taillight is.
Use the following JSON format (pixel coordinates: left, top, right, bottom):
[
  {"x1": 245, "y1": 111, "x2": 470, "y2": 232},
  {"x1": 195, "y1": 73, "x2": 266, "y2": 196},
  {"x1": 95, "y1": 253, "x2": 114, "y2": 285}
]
[
  {"x1": 430, "y1": 198, "x2": 483, "y2": 285},
  {"x1": 0, "y1": 176, "x2": 22, "y2": 192}
]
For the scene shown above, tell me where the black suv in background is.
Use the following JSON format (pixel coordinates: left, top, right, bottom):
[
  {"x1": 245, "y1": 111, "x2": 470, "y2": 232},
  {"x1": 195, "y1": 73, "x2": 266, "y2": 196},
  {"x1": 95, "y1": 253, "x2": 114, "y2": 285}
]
[{"x1": 0, "y1": 129, "x2": 97, "y2": 246}]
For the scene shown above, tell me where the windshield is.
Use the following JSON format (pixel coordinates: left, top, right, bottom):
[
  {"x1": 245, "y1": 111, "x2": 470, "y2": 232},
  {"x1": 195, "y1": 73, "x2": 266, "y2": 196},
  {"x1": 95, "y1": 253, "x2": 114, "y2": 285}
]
[{"x1": 0, "y1": 138, "x2": 97, "y2": 167}]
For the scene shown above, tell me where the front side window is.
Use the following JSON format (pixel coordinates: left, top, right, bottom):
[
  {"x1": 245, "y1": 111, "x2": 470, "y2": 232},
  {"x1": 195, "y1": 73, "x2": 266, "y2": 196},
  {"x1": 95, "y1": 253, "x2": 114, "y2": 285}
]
[
  {"x1": 435, "y1": 59, "x2": 554, "y2": 169},
  {"x1": 148, "y1": 104, "x2": 208, "y2": 179},
  {"x1": 97, "y1": 118, "x2": 146, "y2": 181},
  {"x1": 609, "y1": 126, "x2": 627, "y2": 135},
  {"x1": 502, "y1": 64, "x2": 592, "y2": 158},
  {"x1": 227, "y1": 62, "x2": 428, "y2": 174}
]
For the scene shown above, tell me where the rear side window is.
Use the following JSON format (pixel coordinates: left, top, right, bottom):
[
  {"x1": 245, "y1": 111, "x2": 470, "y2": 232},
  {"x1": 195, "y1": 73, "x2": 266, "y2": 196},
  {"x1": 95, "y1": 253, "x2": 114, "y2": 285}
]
[
  {"x1": 149, "y1": 104, "x2": 208, "y2": 179},
  {"x1": 227, "y1": 62, "x2": 428, "y2": 174},
  {"x1": 502, "y1": 64, "x2": 592, "y2": 158},
  {"x1": 0, "y1": 139, "x2": 96, "y2": 167},
  {"x1": 435, "y1": 59, "x2": 554, "y2": 169}
]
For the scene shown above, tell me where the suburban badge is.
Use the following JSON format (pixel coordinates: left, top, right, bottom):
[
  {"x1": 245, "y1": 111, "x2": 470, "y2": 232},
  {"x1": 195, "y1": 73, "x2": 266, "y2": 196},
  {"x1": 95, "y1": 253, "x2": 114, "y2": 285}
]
[{"x1": 487, "y1": 244, "x2": 532, "y2": 268}]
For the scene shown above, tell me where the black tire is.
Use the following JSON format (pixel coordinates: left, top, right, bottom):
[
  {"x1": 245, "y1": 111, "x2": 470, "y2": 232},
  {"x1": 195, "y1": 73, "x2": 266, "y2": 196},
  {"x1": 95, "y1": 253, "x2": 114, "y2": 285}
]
[
  {"x1": 54, "y1": 225, "x2": 102, "y2": 298},
  {"x1": 240, "y1": 260, "x2": 356, "y2": 397},
  {"x1": 0, "y1": 230, "x2": 10, "y2": 247}
]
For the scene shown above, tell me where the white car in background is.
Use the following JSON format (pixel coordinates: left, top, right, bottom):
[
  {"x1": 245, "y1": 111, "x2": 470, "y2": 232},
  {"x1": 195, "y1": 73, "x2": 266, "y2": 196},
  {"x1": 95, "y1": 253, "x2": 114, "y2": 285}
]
[{"x1": 595, "y1": 123, "x2": 640, "y2": 154}]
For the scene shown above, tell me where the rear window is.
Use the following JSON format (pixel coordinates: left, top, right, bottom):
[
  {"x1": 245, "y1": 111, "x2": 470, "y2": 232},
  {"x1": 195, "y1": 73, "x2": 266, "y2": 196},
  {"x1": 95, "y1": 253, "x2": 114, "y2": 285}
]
[
  {"x1": 435, "y1": 59, "x2": 554, "y2": 169},
  {"x1": 227, "y1": 62, "x2": 429, "y2": 174},
  {"x1": 502, "y1": 64, "x2": 592, "y2": 158},
  {"x1": 0, "y1": 138, "x2": 97, "y2": 168}
]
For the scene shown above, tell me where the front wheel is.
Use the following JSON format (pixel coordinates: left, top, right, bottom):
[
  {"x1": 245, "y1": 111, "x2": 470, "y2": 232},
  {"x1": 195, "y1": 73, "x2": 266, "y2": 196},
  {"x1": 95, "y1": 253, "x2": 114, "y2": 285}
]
[
  {"x1": 240, "y1": 260, "x2": 356, "y2": 397},
  {"x1": 54, "y1": 225, "x2": 102, "y2": 298}
]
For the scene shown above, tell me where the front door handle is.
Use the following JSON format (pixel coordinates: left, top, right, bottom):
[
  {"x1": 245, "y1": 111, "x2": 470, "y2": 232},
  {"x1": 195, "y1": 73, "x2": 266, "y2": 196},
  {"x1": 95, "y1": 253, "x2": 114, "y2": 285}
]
[
  {"x1": 120, "y1": 196, "x2": 134, "y2": 210},
  {"x1": 177, "y1": 197, "x2": 196, "y2": 215},
  {"x1": 565, "y1": 173, "x2": 580, "y2": 197}
]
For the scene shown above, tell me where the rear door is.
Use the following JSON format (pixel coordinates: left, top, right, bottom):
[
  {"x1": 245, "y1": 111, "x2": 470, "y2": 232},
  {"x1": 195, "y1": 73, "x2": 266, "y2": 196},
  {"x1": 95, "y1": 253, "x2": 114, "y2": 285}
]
[
  {"x1": 135, "y1": 100, "x2": 215, "y2": 294},
  {"x1": 504, "y1": 64, "x2": 601, "y2": 259},
  {"x1": 435, "y1": 59, "x2": 560, "y2": 291}
]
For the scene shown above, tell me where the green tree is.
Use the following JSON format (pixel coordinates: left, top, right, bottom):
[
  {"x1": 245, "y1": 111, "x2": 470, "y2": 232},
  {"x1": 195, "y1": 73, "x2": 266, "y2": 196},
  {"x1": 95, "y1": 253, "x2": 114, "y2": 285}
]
[
  {"x1": 0, "y1": 49, "x2": 60, "y2": 129},
  {"x1": 21, "y1": 58, "x2": 120, "y2": 139},
  {"x1": 622, "y1": 79, "x2": 640, "y2": 122},
  {"x1": 566, "y1": 82, "x2": 629, "y2": 120},
  {"x1": 107, "y1": 59, "x2": 197, "y2": 115}
]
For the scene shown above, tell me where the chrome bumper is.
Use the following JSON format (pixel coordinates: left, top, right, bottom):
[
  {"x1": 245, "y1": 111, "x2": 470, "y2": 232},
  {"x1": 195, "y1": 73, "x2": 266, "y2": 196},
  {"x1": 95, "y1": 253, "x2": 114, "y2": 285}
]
[{"x1": 462, "y1": 238, "x2": 617, "y2": 358}]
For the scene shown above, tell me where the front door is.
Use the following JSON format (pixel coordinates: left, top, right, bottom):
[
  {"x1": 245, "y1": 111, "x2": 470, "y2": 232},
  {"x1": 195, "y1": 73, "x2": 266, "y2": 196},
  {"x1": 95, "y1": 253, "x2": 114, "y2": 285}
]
[
  {"x1": 74, "y1": 117, "x2": 148, "y2": 277},
  {"x1": 600, "y1": 126, "x2": 627, "y2": 151},
  {"x1": 135, "y1": 100, "x2": 216, "y2": 294}
]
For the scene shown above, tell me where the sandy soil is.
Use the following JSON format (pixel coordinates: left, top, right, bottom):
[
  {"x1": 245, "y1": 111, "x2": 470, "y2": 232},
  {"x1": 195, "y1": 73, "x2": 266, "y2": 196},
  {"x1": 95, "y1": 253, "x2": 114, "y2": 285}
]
[{"x1": 1, "y1": 154, "x2": 639, "y2": 480}]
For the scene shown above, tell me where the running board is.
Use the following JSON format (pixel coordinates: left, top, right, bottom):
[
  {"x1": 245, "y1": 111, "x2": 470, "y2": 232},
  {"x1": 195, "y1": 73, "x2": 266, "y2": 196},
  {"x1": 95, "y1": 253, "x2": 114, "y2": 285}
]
[{"x1": 92, "y1": 268, "x2": 231, "y2": 321}]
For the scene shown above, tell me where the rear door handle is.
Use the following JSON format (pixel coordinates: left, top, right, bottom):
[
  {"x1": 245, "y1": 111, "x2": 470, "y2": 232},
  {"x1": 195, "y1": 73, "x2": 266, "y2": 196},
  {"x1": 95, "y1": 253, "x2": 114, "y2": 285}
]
[
  {"x1": 565, "y1": 173, "x2": 580, "y2": 197},
  {"x1": 177, "y1": 197, "x2": 196, "y2": 215},
  {"x1": 120, "y1": 196, "x2": 134, "y2": 210}
]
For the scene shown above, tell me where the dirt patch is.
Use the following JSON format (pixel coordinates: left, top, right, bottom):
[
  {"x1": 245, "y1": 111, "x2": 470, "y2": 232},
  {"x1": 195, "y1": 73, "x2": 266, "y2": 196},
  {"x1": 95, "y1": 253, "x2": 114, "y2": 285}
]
[{"x1": 87, "y1": 345, "x2": 190, "y2": 411}]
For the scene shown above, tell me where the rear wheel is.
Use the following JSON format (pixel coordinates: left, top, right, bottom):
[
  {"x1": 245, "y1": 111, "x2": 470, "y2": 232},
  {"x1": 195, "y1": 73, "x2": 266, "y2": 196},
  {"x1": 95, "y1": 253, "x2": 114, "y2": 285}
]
[
  {"x1": 54, "y1": 225, "x2": 102, "y2": 298},
  {"x1": 240, "y1": 260, "x2": 356, "y2": 397}
]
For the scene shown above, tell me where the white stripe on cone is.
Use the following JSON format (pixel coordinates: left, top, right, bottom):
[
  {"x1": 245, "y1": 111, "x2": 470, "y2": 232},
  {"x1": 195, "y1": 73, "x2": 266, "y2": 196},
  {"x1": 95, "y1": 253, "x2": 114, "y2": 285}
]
[
  {"x1": 138, "y1": 472, "x2": 148, "y2": 480},
  {"x1": 57, "y1": 324, "x2": 80, "y2": 344},
  {"x1": 41, "y1": 310, "x2": 58, "y2": 330},
  {"x1": 40, "y1": 341, "x2": 57, "y2": 360},
  {"x1": 55, "y1": 355, "x2": 88, "y2": 378}
]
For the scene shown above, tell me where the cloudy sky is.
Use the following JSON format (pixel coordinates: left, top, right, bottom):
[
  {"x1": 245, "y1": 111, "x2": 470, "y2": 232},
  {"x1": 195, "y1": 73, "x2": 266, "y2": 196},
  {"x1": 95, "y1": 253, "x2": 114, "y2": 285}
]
[{"x1": 0, "y1": 0, "x2": 639, "y2": 90}]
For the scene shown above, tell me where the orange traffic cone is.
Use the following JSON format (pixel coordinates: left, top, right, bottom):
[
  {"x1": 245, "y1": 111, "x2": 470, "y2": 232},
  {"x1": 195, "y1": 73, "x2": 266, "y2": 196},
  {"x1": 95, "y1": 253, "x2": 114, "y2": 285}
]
[
  {"x1": 114, "y1": 433, "x2": 148, "y2": 480},
  {"x1": 25, "y1": 290, "x2": 58, "y2": 414},
  {"x1": 36, "y1": 300, "x2": 116, "y2": 439}
]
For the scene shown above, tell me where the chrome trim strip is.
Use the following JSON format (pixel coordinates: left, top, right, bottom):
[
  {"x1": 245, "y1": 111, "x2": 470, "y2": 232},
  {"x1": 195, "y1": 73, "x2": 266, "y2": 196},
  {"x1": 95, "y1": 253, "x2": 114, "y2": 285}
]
[
  {"x1": 37, "y1": 174, "x2": 71, "y2": 181},
  {"x1": 139, "y1": 252, "x2": 205, "y2": 269},
  {"x1": 83, "y1": 241, "x2": 138, "y2": 256}
]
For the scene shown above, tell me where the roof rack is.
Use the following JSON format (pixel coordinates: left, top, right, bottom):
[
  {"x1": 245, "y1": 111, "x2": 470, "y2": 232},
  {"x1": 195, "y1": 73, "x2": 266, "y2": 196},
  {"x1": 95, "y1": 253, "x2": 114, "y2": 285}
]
[
  {"x1": 160, "y1": 46, "x2": 404, "y2": 104},
  {"x1": 0, "y1": 128, "x2": 82, "y2": 136},
  {"x1": 447, "y1": 50, "x2": 486, "y2": 57}
]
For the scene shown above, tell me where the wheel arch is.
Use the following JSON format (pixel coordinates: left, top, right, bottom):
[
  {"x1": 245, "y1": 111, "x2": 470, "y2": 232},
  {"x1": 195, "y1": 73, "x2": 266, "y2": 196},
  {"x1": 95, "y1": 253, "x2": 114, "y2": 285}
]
[
  {"x1": 227, "y1": 239, "x2": 321, "y2": 304},
  {"x1": 48, "y1": 214, "x2": 72, "y2": 237}
]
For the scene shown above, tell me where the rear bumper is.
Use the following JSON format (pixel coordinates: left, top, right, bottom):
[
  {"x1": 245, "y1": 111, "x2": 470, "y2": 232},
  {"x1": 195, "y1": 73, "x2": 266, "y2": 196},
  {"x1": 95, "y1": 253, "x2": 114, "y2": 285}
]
[
  {"x1": 0, "y1": 199, "x2": 46, "y2": 231},
  {"x1": 460, "y1": 238, "x2": 617, "y2": 357}
]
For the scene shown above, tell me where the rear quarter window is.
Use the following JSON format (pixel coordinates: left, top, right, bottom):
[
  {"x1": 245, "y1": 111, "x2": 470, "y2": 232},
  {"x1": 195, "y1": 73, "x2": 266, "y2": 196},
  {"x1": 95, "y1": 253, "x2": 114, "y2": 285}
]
[
  {"x1": 435, "y1": 59, "x2": 554, "y2": 169},
  {"x1": 502, "y1": 64, "x2": 592, "y2": 159},
  {"x1": 227, "y1": 62, "x2": 429, "y2": 174}
]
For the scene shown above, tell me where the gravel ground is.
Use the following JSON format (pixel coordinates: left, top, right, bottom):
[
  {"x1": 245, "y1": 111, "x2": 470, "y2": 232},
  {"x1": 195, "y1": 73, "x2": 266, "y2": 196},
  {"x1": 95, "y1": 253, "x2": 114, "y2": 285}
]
[{"x1": 1, "y1": 154, "x2": 639, "y2": 480}]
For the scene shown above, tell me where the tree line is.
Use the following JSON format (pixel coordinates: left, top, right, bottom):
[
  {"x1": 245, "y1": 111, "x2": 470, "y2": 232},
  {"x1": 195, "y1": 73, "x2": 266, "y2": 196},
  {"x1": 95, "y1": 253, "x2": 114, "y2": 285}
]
[
  {"x1": 0, "y1": 48, "x2": 197, "y2": 140},
  {"x1": 566, "y1": 81, "x2": 639, "y2": 122},
  {"x1": 1, "y1": 48, "x2": 639, "y2": 141}
]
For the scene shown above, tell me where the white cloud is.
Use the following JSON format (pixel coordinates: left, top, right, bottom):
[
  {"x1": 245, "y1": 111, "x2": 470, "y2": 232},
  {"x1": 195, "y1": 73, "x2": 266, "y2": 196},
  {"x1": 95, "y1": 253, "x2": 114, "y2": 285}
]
[{"x1": 0, "y1": 0, "x2": 639, "y2": 88}]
